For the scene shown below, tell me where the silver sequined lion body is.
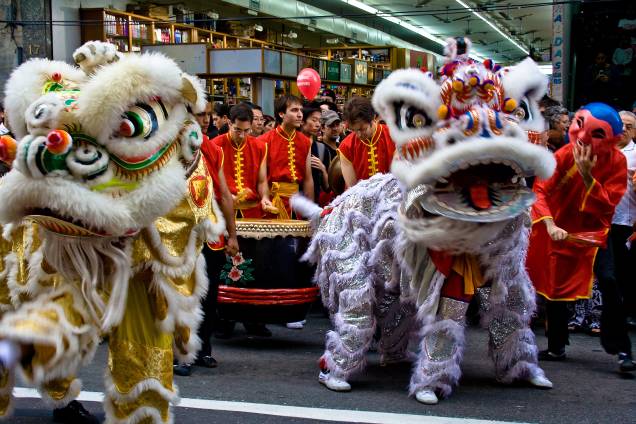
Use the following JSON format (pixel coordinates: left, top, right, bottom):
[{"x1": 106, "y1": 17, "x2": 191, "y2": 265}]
[{"x1": 296, "y1": 38, "x2": 556, "y2": 404}]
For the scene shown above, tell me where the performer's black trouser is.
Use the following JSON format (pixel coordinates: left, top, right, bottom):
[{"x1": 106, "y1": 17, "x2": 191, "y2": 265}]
[
  {"x1": 597, "y1": 226, "x2": 632, "y2": 356},
  {"x1": 546, "y1": 227, "x2": 632, "y2": 356},
  {"x1": 611, "y1": 224, "x2": 636, "y2": 320},
  {"x1": 198, "y1": 246, "x2": 226, "y2": 358},
  {"x1": 546, "y1": 300, "x2": 570, "y2": 353}
]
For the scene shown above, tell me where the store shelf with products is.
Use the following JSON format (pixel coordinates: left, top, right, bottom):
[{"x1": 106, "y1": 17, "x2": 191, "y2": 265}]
[
  {"x1": 81, "y1": 7, "x2": 409, "y2": 108},
  {"x1": 303, "y1": 46, "x2": 392, "y2": 66},
  {"x1": 81, "y1": 9, "x2": 152, "y2": 53},
  {"x1": 80, "y1": 8, "x2": 295, "y2": 55},
  {"x1": 202, "y1": 77, "x2": 252, "y2": 105},
  {"x1": 195, "y1": 47, "x2": 392, "y2": 109}
]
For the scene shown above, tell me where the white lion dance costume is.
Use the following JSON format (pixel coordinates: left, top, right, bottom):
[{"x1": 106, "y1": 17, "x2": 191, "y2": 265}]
[
  {"x1": 295, "y1": 37, "x2": 555, "y2": 404},
  {"x1": 0, "y1": 41, "x2": 224, "y2": 422}
]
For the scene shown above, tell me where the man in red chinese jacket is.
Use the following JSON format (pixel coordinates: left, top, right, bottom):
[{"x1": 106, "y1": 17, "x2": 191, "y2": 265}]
[
  {"x1": 338, "y1": 96, "x2": 396, "y2": 188},
  {"x1": 213, "y1": 103, "x2": 273, "y2": 218},
  {"x1": 527, "y1": 102, "x2": 634, "y2": 373},
  {"x1": 258, "y1": 95, "x2": 314, "y2": 218}
]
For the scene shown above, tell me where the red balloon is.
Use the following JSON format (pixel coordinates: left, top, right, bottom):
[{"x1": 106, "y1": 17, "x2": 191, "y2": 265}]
[{"x1": 297, "y1": 68, "x2": 321, "y2": 100}]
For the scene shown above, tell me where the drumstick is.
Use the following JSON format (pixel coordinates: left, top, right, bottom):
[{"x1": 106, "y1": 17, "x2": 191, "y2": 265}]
[{"x1": 565, "y1": 231, "x2": 606, "y2": 247}]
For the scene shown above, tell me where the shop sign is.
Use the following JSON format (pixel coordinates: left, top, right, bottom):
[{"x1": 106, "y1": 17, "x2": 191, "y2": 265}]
[
  {"x1": 409, "y1": 50, "x2": 428, "y2": 70},
  {"x1": 318, "y1": 60, "x2": 327, "y2": 79},
  {"x1": 354, "y1": 60, "x2": 368, "y2": 85},
  {"x1": 552, "y1": 4, "x2": 564, "y2": 102},
  {"x1": 327, "y1": 61, "x2": 340, "y2": 81},
  {"x1": 340, "y1": 63, "x2": 352, "y2": 83}
]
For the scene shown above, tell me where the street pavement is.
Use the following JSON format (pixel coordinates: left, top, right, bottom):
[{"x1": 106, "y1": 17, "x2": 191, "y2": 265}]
[{"x1": 8, "y1": 306, "x2": 636, "y2": 423}]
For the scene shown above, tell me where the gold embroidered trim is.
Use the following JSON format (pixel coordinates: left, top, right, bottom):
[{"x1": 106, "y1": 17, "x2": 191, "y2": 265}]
[
  {"x1": 277, "y1": 127, "x2": 298, "y2": 183},
  {"x1": 360, "y1": 125, "x2": 381, "y2": 176}
]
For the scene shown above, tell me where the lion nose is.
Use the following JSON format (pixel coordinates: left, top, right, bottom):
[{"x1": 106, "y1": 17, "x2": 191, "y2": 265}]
[
  {"x1": 45, "y1": 130, "x2": 73, "y2": 155},
  {"x1": 14, "y1": 130, "x2": 72, "y2": 178}
]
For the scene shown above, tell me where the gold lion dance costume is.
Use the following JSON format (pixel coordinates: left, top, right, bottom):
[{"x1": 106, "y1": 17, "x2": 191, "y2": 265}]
[{"x1": 0, "y1": 41, "x2": 224, "y2": 423}]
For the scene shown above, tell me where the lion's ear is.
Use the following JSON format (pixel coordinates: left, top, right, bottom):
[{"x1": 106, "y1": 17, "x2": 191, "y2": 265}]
[
  {"x1": 180, "y1": 75, "x2": 206, "y2": 113},
  {"x1": 181, "y1": 77, "x2": 198, "y2": 104}
]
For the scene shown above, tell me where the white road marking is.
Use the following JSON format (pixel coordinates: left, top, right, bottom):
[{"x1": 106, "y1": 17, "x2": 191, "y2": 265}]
[{"x1": 14, "y1": 387, "x2": 528, "y2": 424}]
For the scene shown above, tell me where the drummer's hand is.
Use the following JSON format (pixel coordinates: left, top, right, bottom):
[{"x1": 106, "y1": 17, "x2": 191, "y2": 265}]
[
  {"x1": 261, "y1": 197, "x2": 273, "y2": 210},
  {"x1": 311, "y1": 155, "x2": 327, "y2": 174},
  {"x1": 225, "y1": 236, "x2": 239, "y2": 256}
]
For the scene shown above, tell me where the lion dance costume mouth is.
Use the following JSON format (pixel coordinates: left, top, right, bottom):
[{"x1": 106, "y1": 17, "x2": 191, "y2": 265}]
[
  {"x1": 0, "y1": 41, "x2": 224, "y2": 422},
  {"x1": 294, "y1": 37, "x2": 556, "y2": 404}
]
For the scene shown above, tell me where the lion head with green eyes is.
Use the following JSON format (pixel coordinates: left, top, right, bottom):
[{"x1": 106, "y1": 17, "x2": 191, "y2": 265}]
[{"x1": 0, "y1": 41, "x2": 206, "y2": 238}]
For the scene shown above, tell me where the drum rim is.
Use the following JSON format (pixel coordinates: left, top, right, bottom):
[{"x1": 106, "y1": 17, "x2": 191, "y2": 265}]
[{"x1": 234, "y1": 218, "x2": 312, "y2": 238}]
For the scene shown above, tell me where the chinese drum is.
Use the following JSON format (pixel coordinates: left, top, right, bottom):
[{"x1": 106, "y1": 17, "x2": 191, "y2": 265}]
[{"x1": 216, "y1": 219, "x2": 319, "y2": 323}]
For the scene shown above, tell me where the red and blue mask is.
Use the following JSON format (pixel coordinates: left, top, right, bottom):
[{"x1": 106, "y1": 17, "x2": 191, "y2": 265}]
[{"x1": 568, "y1": 103, "x2": 623, "y2": 154}]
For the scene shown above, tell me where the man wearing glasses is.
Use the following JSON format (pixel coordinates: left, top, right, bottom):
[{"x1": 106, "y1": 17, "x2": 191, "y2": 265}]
[{"x1": 214, "y1": 103, "x2": 273, "y2": 218}]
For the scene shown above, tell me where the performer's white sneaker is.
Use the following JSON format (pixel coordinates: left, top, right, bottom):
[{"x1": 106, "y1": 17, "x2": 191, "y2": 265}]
[
  {"x1": 318, "y1": 371, "x2": 351, "y2": 391},
  {"x1": 286, "y1": 320, "x2": 306, "y2": 329},
  {"x1": 528, "y1": 374, "x2": 553, "y2": 389},
  {"x1": 415, "y1": 388, "x2": 439, "y2": 405}
]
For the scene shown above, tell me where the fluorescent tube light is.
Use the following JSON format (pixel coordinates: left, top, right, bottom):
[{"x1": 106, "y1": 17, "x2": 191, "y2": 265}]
[
  {"x1": 454, "y1": 0, "x2": 529, "y2": 55},
  {"x1": 340, "y1": 0, "x2": 445, "y2": 46}
]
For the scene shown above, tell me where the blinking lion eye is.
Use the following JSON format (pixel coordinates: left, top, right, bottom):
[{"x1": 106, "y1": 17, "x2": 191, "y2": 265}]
[
  {"x1": 411, "y1": 113, "x2": 428, "y2": 128},
  {"x1": 513, "y1": 107, "x2": 526, "y2": 121},
  {"x1": 117, "y1": 100, "x2": 169, "y2": 139},
  {"x1": 513, "y1": 98, "x2": 532, "y2": 122},
  {"x1": 405, "y1": 107, "x2": 431, "y2": 129},
  {"x1": 393, "y1": 101, "x2": 432, "y2": 130}
]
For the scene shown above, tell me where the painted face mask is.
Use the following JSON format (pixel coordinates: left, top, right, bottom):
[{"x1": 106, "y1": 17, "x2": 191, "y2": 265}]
[{"x1": 568, "y1": 103, "x2": 623, "y2": 154}]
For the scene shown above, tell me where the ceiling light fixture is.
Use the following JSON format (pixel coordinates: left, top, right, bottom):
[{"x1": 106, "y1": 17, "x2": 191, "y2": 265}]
[
  {"x1": 247, "y1": 9, "x2": 258, "y2": 16},
  {"x1": 340, "y1": 0, "x2": 444, "y2": 46},
  {"x1": 454, "y1": 0, "x2": 529, "y2": 55},
  {"x1": 254, "y1": 24, "x2": 264, "y2": 32}
]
